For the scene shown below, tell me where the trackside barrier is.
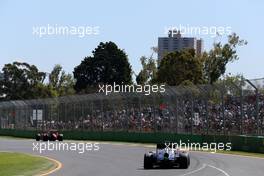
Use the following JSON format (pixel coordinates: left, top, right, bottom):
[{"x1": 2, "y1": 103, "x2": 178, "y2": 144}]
[
  {"x1": 201, "y1": 135, "x2": 264, "y2": 153},
  {"x1": 0, "y1": 129, "x2": 35, "y2": 138},
  {"x1": 0, "y1": 129, "x2": 263, "y2": 153}
]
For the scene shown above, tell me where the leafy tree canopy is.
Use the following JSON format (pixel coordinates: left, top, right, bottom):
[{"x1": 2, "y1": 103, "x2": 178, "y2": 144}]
[
  {"x1": 157, "y1": 49, "x2": 204, "y2": 86},
  {"x1": 0, "y1": 62, "x2": 46, "y2": 100},
  {"x1": 48, "y1": 64, "x2": 75, "y2": 96},
  {"x1": 203, "y1": 33, "x2": 247, "y2": 84},
  {"x1": 74, "y1": 41, "x2": 132, "y2": 92}
]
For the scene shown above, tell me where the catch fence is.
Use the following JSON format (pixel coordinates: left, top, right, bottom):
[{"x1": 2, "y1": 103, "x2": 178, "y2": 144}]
[{"x1": 0, "y1": 79, "x2": 264, "y2": 136}]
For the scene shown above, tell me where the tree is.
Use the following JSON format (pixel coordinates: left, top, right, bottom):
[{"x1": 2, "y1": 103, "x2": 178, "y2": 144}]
[
  {"x1": 48, "y1": 64, "x2": 75, "y2": 96},
  {"x1": 136, "y1": 55, "x2": 157, "y2": 85},
  {"x1": 73, "y1": 41, "x2": 132, "y2": 92},
  {"x1": 215, "y1": 74, "x2": 245, "y2": 97},
  {"x1": 156, "y1": 49, "x2": 204, "y2": 86},
  {"x1": 0, "y1": 62, "x2": 46, "y2": 100},
  {"x1": 203, "y1": 33, "x2": 247, "y2": 84}
]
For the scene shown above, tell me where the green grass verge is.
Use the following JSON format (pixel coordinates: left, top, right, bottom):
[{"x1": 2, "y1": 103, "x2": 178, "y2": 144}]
[{"x1": 0, "y1": 152, "x2": 55, "y2": 176}]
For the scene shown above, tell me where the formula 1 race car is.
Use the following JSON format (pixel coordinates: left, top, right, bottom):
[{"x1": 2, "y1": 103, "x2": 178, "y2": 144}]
[
  {"x1": 144, "y1": 142, "x2": 190, "y2": 169},
  {"x1": 35, "y1": 130, "x2": 63, "y2": 141}
]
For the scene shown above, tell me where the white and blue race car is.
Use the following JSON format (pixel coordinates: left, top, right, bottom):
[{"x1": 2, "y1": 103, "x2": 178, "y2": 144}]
[{"x1": 144, "y1": 142, "x2": 190, "y2": 169}]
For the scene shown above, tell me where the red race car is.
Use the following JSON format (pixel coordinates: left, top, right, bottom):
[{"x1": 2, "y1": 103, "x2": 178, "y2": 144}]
[{"x1": 36, "y1": 130, "x2": 63, "y2": 141}]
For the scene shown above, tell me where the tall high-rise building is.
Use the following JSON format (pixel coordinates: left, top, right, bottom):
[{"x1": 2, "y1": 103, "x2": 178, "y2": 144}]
[{"x1": 158, "y1": 30, "x2": 203, "y2": 61}]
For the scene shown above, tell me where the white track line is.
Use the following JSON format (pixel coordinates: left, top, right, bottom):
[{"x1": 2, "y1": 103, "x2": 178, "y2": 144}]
[
  {"x1": 207, "y1": 164, "x2": 230, "y2": 176},
  {"x1": 180, "y1": 164, "x2": 230, "y2": 176},
  {"x1": 180, "y1": 164, "x2": 207, "y2": 176}
]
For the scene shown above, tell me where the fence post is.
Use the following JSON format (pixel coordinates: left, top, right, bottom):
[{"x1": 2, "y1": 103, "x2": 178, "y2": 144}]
[
  {"x1": 246, "y1": 79, "x2": 260, "y2": 135},
  {"x1": 230, "y1": 81, "x2": 244, "y2": 135},
  {"x1": 191, "y1": 97, "x2": 194, "y2": 135},
  {"x1": 220, "y1": 83, "x2": 226, "y2": 136},
  {"x1": 205, "y1": 98, "x2": 209, "y2": 135},
  {"x1": 239, "y1": 86, "x2": 244, "y2": 135},
  {"x1": 175, "y1": 97, "x2": 178, "y2": 134}
]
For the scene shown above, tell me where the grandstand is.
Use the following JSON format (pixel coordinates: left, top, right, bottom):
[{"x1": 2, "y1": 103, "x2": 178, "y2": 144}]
[{"x1": 0, "y1": 79, "x2": 263, "y2": 136}]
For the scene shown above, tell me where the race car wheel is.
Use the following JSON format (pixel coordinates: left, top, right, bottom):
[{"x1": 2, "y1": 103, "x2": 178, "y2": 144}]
[
  {"x1": 35, "y1": 134, "x2": 40, "y2": 141},
  {"x1": 43, "y1": 135, "x2": 48, "y2": 141},
  {"x1": 58, "y1": 134, "x2": 63, "y2": 141},
  {"x1": 144, "y1": 155, "x2": 153, "y2": 169},
  {"x1": 49, "y1": 135, "x2": 56, "y2": 141},
  {"x1": 179, "y1": 156, "x2": 189, "y2": 169}
]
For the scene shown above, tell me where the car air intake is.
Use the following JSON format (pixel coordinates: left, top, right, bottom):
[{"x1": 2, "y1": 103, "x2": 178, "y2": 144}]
[{"x1": 164, "y1": 153, "x2": 169, "y2": 158}]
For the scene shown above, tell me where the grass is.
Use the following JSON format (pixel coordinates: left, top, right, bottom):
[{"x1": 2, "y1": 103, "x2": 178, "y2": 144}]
[{"x1": 0, "y1": 152, "x2": 55, "y2": 176}]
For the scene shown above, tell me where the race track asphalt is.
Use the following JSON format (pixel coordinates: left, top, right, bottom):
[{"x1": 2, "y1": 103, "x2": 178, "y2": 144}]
[{"x1": 0, "y1": 138, "x2": 263, "y2": 176}]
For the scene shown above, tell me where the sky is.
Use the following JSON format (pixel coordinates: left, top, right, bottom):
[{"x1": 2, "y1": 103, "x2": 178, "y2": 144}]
[{"x1": 0, "y1": 0, "x2": 263, "y2": 79}]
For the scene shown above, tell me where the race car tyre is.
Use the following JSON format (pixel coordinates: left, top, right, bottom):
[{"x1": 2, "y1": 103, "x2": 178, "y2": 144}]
[
  {"x1": 43, "y1": 135, "x2": 48, "y2": 141},
  {"x1": 35, "y1": 134, "x2": 40, "y2": 141},
  {"x1": 58, "y1": 135, "x2": 63, "y2": 141},
  {"x1": 144, "y1": 155, "x2": 153, "y2": 169},
  {"x1": 179, "y1": 155, "x2": 189, "y2": 169},
  {"x1": 49, "y1": 135, "x2": 56, "y2": 141}
]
